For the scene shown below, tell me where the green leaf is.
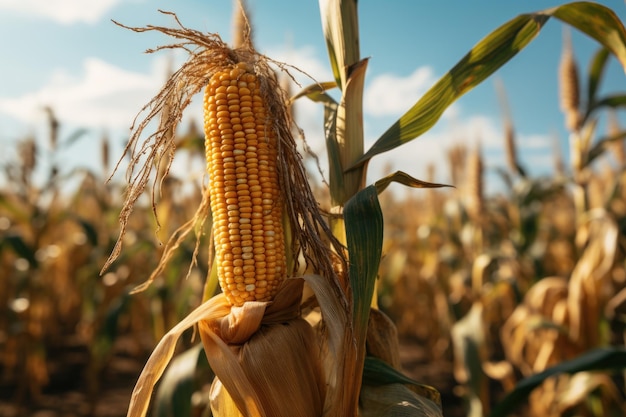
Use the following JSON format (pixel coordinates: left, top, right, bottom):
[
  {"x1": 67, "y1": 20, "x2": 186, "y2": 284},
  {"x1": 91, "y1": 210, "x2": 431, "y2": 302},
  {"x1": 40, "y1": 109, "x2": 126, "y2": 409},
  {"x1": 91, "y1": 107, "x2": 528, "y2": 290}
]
[
  {"x1": 290, "y1": 81, "x2": 338, "y2": 104},
  {"x1": 344, "y1": 185, "x2": 383, "y2": 384},
  {"x1": 550, "y1": 2, "x2": 626, "y2": 69},
  {"x1": 590, "y1": 94, "x2": 626, "y2": 114},
  {"x1": 294, "y1": 81, "x2": 346, "y2": 209},
  {"x1": 374, "y1": 171, "x2": 452, "y2": 195},
  {"x1": 319, "y1": 0, "x2": 360, "y2": 89},
  {"x1": 154, "y1": 343, "x2": 212, "y2": 417},
  {"x1": 363, "y1": 357, "x2": 442, "y2": 406},
  {"x1": 349, "y1": 2, "x2": 626, "y2": 169},
  {"x1": 345, "y1": 184, "x2": 383, "y2": 335},
  {"x1": 325, "y1": 102, "x2": 345, "y2": 206},
  {"x1": 489, "y1": 347, "x2": 626, "y2": 417},
  {"x1": 586, "y1": 47, "x2": 610, "y2": 110}
]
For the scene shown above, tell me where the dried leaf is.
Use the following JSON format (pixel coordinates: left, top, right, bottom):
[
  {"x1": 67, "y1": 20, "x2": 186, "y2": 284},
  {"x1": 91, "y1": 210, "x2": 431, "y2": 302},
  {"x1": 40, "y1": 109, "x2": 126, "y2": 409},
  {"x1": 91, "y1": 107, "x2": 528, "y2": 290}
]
[{"x1": 126, "y1": 296, "x2": 231, "y2": 417}]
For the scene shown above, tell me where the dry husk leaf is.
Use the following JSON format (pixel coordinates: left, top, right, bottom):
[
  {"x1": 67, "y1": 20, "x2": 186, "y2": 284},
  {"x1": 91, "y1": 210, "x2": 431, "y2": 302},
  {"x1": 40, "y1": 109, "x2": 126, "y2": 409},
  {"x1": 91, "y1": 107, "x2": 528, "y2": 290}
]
[
  {"x1": 302, "y1": 273, "x2": 357, "y2": 417},
  {"x1": 126, "y1": 278, "x2": 332, "y2": 417},
  {"x1": 366, "y1": 308, "x2": 401, "y2": 369},
  {"x1": 125, "y1": 295, "x2": 231, "y2": 417},
  {"x1": 199, "y1": 278, "x2": 325, "y2": 417}
]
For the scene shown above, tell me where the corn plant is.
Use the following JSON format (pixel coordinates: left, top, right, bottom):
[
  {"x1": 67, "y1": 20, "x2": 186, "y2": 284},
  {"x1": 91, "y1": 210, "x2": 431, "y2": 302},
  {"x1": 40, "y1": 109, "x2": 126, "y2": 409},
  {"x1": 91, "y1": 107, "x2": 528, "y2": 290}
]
[{"x1": 107, "y1": 1, "x2": 626, "y2": 417}]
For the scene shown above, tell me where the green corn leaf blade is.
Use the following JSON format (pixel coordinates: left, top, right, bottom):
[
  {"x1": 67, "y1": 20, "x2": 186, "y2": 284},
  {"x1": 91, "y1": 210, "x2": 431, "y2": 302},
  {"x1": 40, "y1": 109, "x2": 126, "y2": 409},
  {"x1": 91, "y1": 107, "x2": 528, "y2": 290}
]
[
  {"x1": 344, "y1": 184, "x2": 383, "y2": 390},
  {"x1": 589, "y1": 94, "x2": 626, "y2": 115},
  {"x1": 344, "y1": 184, "x2": 385, "y2": 415},
  {"x1": 374, "y1": 171, "x2": 452, "y2": 195},
  {"x1": 297, "y1": 81, "x2": 345, "y2": 208},
  {"x1": 350, "y1": 2, "x2": 626, "y2": 169},
  {"x1": 351, "y1": 14, "x2": 548, "y2": 167},
  {"x1": 586, "y1": 47, "x2": 610, "y2": 109},
  {"x1": 319, "y1": 0, "x2": 360, "y2": 89},
  {"x1": 489, "y1": 346, "x2": 626, "y2": 417},
  {"x1": 345, "y1": 184, "x2": 383, "y2": 335},
  {"x1": 154, "y1": 343, "x2": 212, "y2": 417},
  {"x1": 363, "y1": 356, "x2": 442, "y2": 407},
  {"x1": 290, "y1": 81, "x2": 338, "y2": 104},
  {"x1": 550, "y1": 2, "x2": 626, "y2": 69},
  {"x1": 325, "y1": 102, "x2": 346, "y2": 207}
]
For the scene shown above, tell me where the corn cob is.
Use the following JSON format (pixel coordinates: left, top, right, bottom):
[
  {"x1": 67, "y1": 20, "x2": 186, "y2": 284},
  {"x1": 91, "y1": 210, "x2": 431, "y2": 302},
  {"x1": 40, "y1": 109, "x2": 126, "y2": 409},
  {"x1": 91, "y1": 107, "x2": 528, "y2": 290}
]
[{"x1": 204, "y1": 62, "x2": 286, "y2": 306}]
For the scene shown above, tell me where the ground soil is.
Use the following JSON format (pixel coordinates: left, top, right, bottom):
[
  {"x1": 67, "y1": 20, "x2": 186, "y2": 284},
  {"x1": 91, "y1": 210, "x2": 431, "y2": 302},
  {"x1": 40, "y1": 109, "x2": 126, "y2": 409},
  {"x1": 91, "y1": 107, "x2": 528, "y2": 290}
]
[{"x1": 0, "y1": 337, "x2": 465, "y2": 417}]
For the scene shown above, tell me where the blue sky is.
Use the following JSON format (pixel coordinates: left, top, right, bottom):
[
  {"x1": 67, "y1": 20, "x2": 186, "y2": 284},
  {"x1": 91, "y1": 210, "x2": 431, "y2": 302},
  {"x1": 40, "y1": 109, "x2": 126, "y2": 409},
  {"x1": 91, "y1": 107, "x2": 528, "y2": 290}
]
[{"x1": 1, "y1": 0, "x2": 626, "y2": 194}]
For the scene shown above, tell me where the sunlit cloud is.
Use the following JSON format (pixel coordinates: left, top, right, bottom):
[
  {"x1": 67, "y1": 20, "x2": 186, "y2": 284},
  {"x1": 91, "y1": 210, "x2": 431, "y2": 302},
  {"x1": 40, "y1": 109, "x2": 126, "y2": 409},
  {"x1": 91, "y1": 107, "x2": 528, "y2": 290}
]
[
  {"x1": 0, "y1": 57, "x2": 168, "y2": 130},
  {"x1": 364, "y1": 66, "x2": 436, "y2": 117},
  {"x1": 514, "y1": 132, "x2": 553, "y2": 150},
  {"x1": 0, "y1": 0, "x2": 128, "y2": 24}
]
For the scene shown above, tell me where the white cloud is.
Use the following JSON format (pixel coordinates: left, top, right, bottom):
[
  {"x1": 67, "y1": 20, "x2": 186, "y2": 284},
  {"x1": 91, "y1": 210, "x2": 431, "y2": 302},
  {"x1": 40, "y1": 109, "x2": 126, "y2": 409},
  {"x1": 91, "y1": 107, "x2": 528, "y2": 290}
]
[
  {"x1": 364, "y1": 66, "x2": 437, "y2": 117},
  {"x1": 515, "y1": 132, "x2": 552, "y2": 150},
  {"x1": 0, "y1": 0, "x2": 125, "y2": 24},
  {"x1": 0, "y1": 56, "x2": 168, "y2": 130}
]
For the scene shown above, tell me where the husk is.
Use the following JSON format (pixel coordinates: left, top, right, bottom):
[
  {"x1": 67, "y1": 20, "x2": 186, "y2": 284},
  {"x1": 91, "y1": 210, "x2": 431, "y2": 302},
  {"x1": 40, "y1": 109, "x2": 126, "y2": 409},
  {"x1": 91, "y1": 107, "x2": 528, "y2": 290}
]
[
  {"x1": 125, "y1": 295, "x2": 231, "y2": 417},
  {"x1": 303, "y1": 273, "x2": 356, "y2": 417},
  {"x1": 126, "y1": 278, "x2": 331, "y2": 417},
  {"x1": 366, "y1": 308, "x2": 401, "y2": 369},
  {"x1": 199, "y1": 278, "x2": 325, "y2": 417}
]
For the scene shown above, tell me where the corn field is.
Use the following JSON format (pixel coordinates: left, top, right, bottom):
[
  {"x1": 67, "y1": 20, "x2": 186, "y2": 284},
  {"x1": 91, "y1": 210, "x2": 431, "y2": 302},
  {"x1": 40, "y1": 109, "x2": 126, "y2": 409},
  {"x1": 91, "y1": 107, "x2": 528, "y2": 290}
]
[{"x1": 1, "y1": 1, "x2": 626, "y2": 417}]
